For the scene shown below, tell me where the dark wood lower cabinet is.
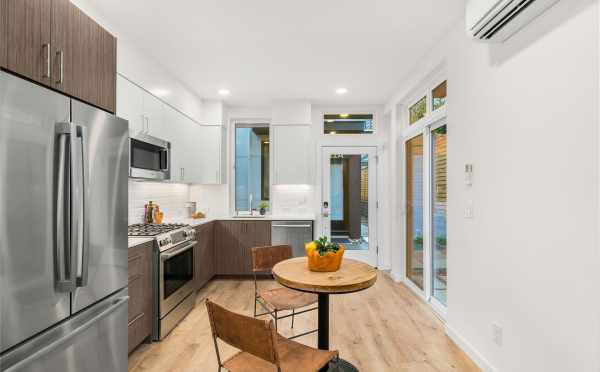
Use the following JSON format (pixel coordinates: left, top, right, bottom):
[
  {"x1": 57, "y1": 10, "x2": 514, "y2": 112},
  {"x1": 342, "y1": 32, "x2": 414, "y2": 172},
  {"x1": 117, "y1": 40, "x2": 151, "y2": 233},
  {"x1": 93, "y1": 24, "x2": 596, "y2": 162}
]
[
  {"x1": 215, "y1": 220, "x2": 271, "y2": 276},
  {"x1": 194, "y1": 221, "x2": 215, "y2": 290},
  {"x1": 128, "y1": 241, "x2": 153, "y2": 354}
]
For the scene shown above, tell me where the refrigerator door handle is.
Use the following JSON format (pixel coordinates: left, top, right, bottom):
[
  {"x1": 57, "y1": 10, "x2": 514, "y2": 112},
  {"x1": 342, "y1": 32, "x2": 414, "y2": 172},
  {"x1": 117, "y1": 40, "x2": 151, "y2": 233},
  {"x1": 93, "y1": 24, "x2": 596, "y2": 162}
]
[
  {"x1": 55, "y1": 123, "x2": 76, "y2": 292},
  {"x1": 76, "y1": 124, "x2": 90, "y2": 287}
]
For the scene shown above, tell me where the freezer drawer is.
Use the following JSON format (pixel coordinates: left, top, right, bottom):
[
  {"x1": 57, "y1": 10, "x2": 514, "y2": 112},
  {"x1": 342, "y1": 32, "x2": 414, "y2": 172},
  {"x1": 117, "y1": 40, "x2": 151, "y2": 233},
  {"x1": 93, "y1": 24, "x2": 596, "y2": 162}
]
[
  {"x1": 0, "y1": 290, "x2": 128, "y2": 372},
  {"x1": 271, "y1": 221, "x2": 314, "y2": 257}
]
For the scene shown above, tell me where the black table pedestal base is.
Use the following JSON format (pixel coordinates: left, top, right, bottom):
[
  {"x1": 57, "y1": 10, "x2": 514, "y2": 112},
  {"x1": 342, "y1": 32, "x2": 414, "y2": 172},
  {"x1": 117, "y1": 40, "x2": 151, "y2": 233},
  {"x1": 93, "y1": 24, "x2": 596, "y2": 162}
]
[
  {"x1": 327, "y1": 358, "x2": 359, "y2": 372},
  {"x1": 317, "y1": 294, "x2": 360, "y2": 371}
]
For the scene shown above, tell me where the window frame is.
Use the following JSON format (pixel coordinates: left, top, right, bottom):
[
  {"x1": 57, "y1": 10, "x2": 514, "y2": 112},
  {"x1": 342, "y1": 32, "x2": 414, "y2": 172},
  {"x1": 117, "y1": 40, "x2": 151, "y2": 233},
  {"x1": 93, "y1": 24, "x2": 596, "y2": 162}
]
[
  {"x1": 230, "y1": 121, "x2": 271, "y2": 214},
  {"x1": 400, "y1": 74, "x2": 448, "y2": 318},
  {"x1": 404, "y1": 77, "x2": 448, "y2": 133},
  {"x1": 322, "y1": 111, "x2": 377, "y2": 136}
]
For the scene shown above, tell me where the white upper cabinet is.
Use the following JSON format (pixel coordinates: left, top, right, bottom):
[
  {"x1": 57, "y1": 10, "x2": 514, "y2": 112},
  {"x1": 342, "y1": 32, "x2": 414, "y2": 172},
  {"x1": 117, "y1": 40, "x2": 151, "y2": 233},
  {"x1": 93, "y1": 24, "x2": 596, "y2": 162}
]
[
  {"x1": 116, "y1": 74, "x2": 166, "y2": 139},
  {"x1": 272, "y1": 125, "x2": 312, "y2": 185},
  {"x1": 117, "y1": 74, "x2": 225, "y2": 185},
  {"x1": 116, "y1": 75, "x2": 144, "y2": 136},
  {"x1": 142, "y1": 93, "x2": 166, "y2": 139},
  {"x1": 196, "y1": 125, "x2": 222, "y2": 184},
  {"x1": 164, "y1": 105, "x2": 224, "y2": 185}
]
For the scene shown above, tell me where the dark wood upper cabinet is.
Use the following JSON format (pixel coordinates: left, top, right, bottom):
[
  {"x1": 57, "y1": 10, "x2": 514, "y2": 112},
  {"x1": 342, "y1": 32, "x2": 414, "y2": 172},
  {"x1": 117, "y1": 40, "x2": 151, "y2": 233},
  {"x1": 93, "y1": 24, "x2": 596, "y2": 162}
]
[
  {"x1": 4, "y1": 0, "x2": 52, "y2": 85},
  {"x1": 0, "y1": 0, "x2": 7, "y2": 68},
  {"x1": 1, "y1": 0, "x2": 116, "y2": 113},
  {"x1": 98, "y1": 25, "x2": 116, "y2": 113},
  {"x1": 50, "y1": 0, "x2": 71, "y2": 93}
]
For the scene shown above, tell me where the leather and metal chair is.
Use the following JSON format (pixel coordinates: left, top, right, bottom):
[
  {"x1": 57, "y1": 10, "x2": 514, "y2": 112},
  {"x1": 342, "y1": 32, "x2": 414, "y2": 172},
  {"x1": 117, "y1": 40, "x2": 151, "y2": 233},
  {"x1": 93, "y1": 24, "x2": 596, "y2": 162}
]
[
  {"x1": 251, "y1": 245, "x2": 318, "y2": 339},
  {"x1": 206, "y1": 299, "x2": 338, "y2": 372}
]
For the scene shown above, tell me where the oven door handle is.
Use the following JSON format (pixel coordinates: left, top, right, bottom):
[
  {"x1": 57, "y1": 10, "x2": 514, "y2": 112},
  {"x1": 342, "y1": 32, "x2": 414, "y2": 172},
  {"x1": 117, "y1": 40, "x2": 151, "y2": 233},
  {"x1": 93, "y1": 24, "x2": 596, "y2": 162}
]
[{"x1": 160, "y1": 241, "x2": 196, "y2": 261}]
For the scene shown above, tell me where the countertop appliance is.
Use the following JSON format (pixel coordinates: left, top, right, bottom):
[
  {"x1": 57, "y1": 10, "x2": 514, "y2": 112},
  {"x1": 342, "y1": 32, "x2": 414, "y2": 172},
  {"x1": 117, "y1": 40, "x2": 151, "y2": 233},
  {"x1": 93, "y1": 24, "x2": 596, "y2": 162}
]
[
  {"x1": 127, "y1": 223, "x2": 196, "y2": 340},
  {"x1": 271, "y1": 220, "x2": 314, "y2": 257},
  {"x1": 130, "y1": 133, "x2": 171, "y2": 181},
  {"x1": 0, "y1": 71, "x2": 129, "y2": 371}
]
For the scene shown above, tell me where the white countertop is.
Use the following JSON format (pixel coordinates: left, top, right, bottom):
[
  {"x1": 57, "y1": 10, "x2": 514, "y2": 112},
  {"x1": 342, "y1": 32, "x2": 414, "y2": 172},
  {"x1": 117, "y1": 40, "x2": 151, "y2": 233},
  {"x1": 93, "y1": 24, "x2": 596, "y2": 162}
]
[
  {"x1": 128, "y1": 215, "x2": 315, "y2": 249},
  {"x1": 128, "y1": 237, "x2": 153, "y2": 248}
]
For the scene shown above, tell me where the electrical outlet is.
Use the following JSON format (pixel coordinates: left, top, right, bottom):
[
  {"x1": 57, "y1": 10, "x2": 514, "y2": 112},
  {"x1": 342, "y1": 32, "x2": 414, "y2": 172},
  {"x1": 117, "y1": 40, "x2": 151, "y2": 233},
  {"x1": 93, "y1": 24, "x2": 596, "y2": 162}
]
[
  {"x1": 464, "y1": 200, "x2": 474, "y2": 218},
  {"x1": 492, "y1": 323, "x2": 503, "y2": 347}
]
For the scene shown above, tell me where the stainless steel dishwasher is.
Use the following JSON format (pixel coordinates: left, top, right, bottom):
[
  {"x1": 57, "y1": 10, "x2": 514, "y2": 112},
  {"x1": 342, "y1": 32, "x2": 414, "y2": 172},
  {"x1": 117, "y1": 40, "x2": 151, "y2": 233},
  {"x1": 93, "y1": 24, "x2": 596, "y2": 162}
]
[{"x1": 271, "y1": 221, "x2": 314, "y2": 257}]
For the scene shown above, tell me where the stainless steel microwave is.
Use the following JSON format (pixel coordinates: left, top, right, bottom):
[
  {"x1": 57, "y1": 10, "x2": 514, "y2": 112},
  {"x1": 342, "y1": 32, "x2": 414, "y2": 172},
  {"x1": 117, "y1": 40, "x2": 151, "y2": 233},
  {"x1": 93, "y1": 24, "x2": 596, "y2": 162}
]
[{"x1": 129, "y1": 134, "x2": 171, "y2": 180}]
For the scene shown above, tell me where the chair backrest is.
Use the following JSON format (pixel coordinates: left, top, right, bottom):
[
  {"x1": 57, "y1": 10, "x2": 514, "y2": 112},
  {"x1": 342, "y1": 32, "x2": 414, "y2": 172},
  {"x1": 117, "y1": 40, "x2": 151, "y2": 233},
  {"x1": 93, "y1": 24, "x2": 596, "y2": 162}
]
[
  {"x1": 251, "y1": 245, "x2": 293, "y2": 273},
  {"x1": 205, "y1": 299, "x2": 279, "y2": 366}
]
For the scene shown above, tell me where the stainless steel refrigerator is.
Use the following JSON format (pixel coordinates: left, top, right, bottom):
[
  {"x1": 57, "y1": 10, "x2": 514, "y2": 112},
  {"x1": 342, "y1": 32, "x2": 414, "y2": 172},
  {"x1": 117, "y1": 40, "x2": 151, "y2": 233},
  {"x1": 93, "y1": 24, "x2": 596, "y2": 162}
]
[{"x1": 0, "y1": 71, "x2": 129, "y2": 372}]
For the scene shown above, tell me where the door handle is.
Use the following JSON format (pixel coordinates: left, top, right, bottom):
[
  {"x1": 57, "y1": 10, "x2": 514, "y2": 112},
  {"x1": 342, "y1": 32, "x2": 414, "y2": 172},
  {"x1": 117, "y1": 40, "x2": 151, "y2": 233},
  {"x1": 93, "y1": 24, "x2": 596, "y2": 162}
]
[
  {"x1": 54, "y1": 126, "x2": 75, "y2": 293},
  {"x1": 56, "y1": 50, "x2": 64, "y2": 85},
  {"x1": 42, "y1": 43, "x2": 51, "y2": 78},
  {"x1": 55, "y1": 123, "x2": 89, "y2": 290},
  {"x1": 3, "y1": 296, "x2": 129, "y2": 372},
  {"x1": 160, "y1": 241, "x2": 196, "y2": 260},
  {"x1": 271, "y1": 225, "x2": 312, "y2": 228},
  {"x1": 76, "y1": 124, "x2": 90, "y2": 287}
]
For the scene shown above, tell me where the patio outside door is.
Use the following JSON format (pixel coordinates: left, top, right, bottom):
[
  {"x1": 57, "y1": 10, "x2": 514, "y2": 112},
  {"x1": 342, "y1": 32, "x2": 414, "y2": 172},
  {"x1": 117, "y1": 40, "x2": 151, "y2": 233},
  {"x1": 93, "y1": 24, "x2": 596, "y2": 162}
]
[{"x1": 321, "y1": 147, "x2": 378, "y2": 266}]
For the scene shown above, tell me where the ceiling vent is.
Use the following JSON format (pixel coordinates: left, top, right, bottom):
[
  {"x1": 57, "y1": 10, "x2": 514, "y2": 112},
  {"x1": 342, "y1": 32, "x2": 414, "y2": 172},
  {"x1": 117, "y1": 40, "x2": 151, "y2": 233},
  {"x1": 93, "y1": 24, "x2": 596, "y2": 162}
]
[{"x1": 467, "y1": 0, "x2": 560, "y2": 42}]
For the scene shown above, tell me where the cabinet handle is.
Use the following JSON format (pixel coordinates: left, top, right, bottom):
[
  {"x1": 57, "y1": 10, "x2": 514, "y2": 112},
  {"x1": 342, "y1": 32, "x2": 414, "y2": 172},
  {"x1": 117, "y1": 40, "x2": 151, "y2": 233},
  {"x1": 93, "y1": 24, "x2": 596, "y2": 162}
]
[
  {"x1": 56, "y1": 50, "x2": 64, "y2": 85},
  {"x1": 145, "y1": 116, "x2": 150, "y2": 133},
  {"x1": 43, "y1": 43, "x2": 51, "y2": 78}
]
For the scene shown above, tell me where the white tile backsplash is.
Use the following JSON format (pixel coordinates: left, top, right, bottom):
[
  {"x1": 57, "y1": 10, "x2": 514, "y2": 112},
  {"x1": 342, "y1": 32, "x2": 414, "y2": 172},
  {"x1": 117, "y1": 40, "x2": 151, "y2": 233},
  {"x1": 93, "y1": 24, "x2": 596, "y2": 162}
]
[
  {"x1": 271, "y1": 185, "x2": 315, "y2": 216},
  {"x1": 128, "y1": 180, "x2": 191, "y2": 224}
]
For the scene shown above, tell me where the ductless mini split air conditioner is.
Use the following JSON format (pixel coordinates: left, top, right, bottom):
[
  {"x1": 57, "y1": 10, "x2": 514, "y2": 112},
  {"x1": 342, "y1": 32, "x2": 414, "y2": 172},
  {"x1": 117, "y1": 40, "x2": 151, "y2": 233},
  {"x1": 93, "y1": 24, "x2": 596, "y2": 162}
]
[{"x1": 466, "y1": 0, "x2": 561, "y2": 42}]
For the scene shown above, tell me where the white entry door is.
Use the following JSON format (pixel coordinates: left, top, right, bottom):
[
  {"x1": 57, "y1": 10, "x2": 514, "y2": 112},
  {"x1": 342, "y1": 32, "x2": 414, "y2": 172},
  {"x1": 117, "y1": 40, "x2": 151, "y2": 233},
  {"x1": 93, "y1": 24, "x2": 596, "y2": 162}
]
[{"x1": 321, "y1": 147, "x2": 378, "y2": 266}]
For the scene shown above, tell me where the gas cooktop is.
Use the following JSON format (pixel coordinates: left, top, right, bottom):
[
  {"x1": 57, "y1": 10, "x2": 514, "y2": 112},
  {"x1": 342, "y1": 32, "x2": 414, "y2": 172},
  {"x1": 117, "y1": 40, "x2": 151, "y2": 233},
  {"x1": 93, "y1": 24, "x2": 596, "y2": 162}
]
[{"x1": 128, "y1": 223, "x2": 188, "y2": 237}]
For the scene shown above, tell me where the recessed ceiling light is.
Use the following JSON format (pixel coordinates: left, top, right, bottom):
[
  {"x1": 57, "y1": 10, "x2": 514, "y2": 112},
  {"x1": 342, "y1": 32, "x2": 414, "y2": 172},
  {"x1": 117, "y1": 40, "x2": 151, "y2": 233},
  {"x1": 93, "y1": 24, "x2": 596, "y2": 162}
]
[
  {"x1": 335, "y1": 88, "x2": 348, "y2": 95},
  {"x1": 218, "y1": 89, "x2": 230, "y2": 96}
]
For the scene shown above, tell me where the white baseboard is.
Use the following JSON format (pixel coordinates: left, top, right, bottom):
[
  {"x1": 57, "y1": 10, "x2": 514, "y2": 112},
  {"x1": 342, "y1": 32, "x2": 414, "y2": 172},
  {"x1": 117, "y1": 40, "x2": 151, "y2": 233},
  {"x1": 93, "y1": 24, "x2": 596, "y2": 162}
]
[
  {"x1": 390, "y1": 270, "x2": 404, "y2": 282},
  {"x1": 445, "y1": 324, "x2": 497, "y2": 372}
]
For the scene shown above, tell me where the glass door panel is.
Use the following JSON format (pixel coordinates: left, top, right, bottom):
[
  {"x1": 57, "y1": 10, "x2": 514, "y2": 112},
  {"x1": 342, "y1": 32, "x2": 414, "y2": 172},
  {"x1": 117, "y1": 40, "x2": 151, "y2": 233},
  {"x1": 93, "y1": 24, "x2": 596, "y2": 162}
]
[
  {"x1": 431, "y1": 125, "x2": 447, "y2": 305},
  {"x1": 406, "y1": 135, "x2": 424, "y2": 289},
  {"x1": 322, "y1": 147, "x2": 377, "y2": 266}
]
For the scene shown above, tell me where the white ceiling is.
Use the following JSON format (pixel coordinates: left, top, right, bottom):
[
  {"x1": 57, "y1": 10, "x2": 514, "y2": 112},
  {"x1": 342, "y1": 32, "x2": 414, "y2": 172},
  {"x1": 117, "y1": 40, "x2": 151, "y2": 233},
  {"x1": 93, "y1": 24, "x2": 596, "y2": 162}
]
[{"x1": 91, "y1": 0, "x2": 465, "y2": 106}]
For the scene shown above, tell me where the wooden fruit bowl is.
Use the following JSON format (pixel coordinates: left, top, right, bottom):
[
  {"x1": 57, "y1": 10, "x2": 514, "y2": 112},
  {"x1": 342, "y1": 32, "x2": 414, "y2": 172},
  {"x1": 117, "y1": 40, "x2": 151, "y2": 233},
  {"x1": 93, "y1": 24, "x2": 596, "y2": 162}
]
[{"x1": 305, "y1": 243, "x2": 346, "y2": 272}]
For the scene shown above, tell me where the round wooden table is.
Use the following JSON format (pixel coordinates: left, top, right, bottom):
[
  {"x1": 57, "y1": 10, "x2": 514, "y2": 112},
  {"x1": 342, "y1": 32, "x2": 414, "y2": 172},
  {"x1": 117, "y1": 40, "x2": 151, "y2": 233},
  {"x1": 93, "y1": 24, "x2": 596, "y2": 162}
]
[{"x1": 272, "y1": 257, "x2": 377, "y2": 372}]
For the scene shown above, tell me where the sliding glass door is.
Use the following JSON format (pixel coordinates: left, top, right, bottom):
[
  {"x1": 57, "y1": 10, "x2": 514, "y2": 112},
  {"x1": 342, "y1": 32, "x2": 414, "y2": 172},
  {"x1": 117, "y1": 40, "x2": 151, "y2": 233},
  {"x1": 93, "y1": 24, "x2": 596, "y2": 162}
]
[
  {"x1": 406, "y1": 135, "x2": 424, "y2": 289},
  {"x1": 404, "y1": 122, "x2": 448, "y2": 310},
  {"x1": 431, "y1": 125, "x2": 447, "y2": 306}
]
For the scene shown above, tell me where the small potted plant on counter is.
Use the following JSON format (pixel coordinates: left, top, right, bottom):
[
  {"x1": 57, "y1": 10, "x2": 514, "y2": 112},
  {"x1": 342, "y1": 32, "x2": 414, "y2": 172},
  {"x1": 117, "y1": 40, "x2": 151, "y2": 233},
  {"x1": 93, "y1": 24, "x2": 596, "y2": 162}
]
[
  {"x1": 305, "y1": 236, "x2": 345, "y2": 272},
  {"x1": 259, "y1": 200, "x2": 269, "y2": 215}
]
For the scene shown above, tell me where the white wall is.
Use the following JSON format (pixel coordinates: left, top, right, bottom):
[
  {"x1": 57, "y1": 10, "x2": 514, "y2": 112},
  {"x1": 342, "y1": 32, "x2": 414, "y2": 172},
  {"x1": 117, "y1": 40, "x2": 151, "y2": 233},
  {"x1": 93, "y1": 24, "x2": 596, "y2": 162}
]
[
  {"x1": 387, "y1": 1, "x2": 600, "y2": 371},
  {"x1": 70, "y1": 0, "x2": 204, "y2": 123}
]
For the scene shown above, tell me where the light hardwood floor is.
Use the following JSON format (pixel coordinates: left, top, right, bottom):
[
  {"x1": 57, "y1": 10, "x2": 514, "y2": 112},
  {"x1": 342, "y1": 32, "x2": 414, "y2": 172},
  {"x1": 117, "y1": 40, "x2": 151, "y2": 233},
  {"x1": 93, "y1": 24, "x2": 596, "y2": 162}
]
[{"x1": 128, "y1": 272, "x2": 480, "y2": 372}]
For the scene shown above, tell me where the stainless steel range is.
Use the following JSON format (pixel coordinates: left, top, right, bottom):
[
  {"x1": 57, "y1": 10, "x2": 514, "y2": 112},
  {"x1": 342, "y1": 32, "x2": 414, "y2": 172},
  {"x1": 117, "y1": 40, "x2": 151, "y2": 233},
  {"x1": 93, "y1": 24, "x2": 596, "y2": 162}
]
[{"x1": 128, "y1": 223, "x2": 197, "y2": 340}]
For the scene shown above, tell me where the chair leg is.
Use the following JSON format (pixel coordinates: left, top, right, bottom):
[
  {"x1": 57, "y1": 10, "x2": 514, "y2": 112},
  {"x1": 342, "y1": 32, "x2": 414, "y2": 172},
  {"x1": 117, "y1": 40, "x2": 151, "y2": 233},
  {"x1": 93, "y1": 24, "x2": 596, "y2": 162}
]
[
  {"x1": 274, "y1": 310, "x2": 278, "y2": 331},
  {"x1": 253, "y1": 297, "x2": 257, "y2": 317},
  {"x1": 291, "y1": 309, "x2": 295, "y2": 329}
]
